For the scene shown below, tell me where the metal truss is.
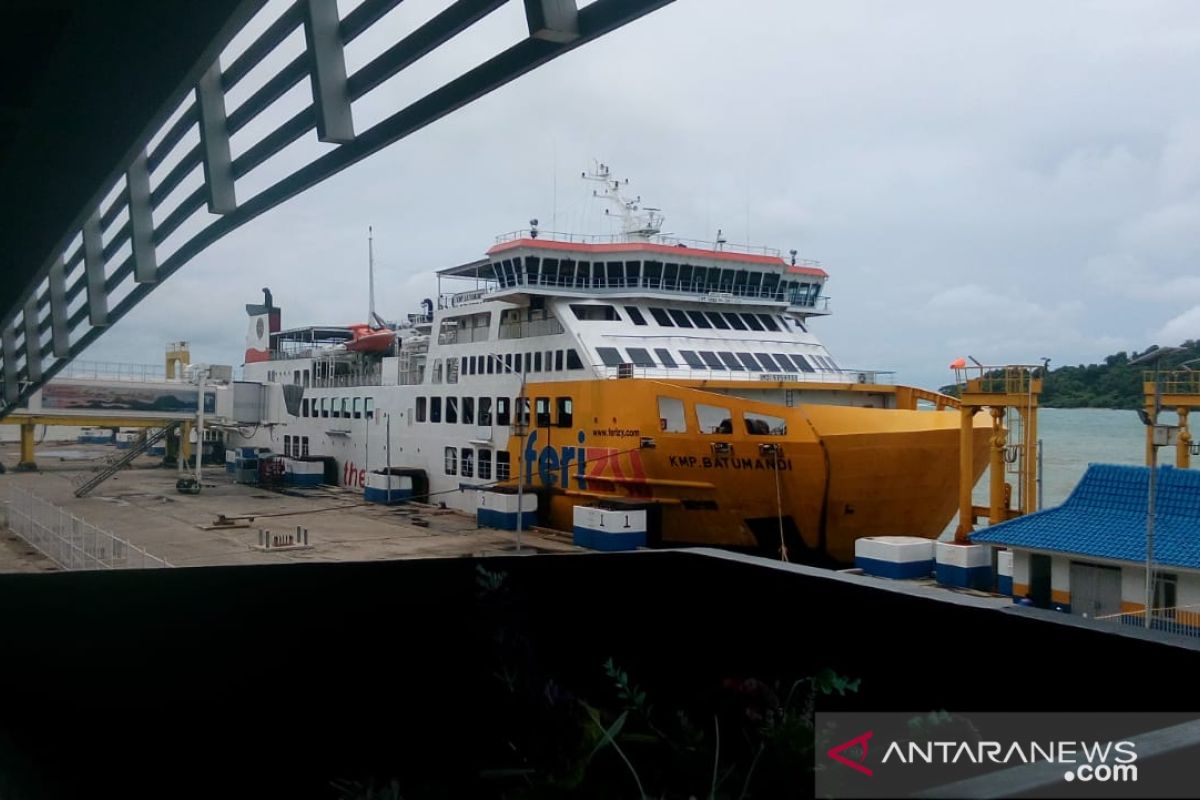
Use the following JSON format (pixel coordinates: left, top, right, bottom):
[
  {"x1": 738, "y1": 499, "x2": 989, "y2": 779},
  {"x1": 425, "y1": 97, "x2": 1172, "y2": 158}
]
[{"x1": 0, "y1": 0, "x2": 673, "y2": 418}]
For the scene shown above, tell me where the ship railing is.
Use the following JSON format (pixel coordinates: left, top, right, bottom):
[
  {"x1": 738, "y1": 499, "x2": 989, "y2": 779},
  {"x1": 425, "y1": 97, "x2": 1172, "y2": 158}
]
[
  {"x1": 52, "y1": 360, "x2": 169, "y2": 383},
  {"x1": 1096, "y1": 605, "x2": 1200, "y2": 639},
  {"x1": 1144, "y1": 370, "x2": 1200, "y2": 397},
  {"x1": 498, "y1": 318, "x2": 566, "y2": 340},
  {"x1": 492, "y1": 229, "x2": 803, "y2": 261},
  {"x1": 5, "y1": 485, "x2": 173, "y2": 570},
  {"x1": 596, "y1": 364, "x2": 888, "y2": 385},
  {"x1": 309, "y1": 371, "x2": 383, "y2": 389},
  {"x1": 953, "y1": 364, "x2": 1045, "y2": 396}
]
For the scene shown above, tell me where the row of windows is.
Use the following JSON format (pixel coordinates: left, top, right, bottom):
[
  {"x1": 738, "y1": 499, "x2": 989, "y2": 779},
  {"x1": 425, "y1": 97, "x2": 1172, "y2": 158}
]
[
  {"x1": 282, "y1": 435, "x2": 311, "y2": 457},
  {"x1": 432, "y1": 348, "x2": 584, "y2": 383},
  {"x1": 593, "y1": 346, "x2": 838, "y2": 373},
  {"x1": 445, "y1": 446, "x2": 511, "y2": 480},
  {"x1": 300, "y1": 395, "x2": 376, "y2": 419},
  {"x1": 572, "y1": 303, "x2": 805, "y2": 334},
  {"x1": 417, "y1": 395, "x2": 574, "y2": 428},
  {"x1": 657, "y1": 395, "x2": 788, "y2": 437}
]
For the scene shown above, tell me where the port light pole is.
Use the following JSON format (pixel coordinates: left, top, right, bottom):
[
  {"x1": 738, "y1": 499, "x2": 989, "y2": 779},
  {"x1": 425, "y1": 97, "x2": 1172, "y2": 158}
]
[{"x1": 1130, "y1": 345, "x2": 1183, "y2": 628}]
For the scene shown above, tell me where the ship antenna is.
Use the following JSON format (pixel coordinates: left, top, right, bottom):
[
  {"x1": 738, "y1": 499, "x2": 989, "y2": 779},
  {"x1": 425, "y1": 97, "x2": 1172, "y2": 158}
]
[
  {"x1": 368, "y1": 226, "x2": 376, "y2": 323},
  {"x1": 582, "y1": 160, "x2": 664, "y2": 241}
]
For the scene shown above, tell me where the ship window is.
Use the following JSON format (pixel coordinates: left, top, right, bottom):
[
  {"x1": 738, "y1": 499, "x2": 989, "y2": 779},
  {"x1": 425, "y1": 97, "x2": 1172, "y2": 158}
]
[
  {"x1": 625, "y1": 260, "x2": 641, "y2": 286},
  {"x1": 699, "y1": 351, "x2": 726, "y2": 370},
  {"x1": 571, "y1": 304, "x2": 620, "y2": 321},
  {"x1": 496, "y1": 397, "x2": 510, "y2": 426},
  {"x1": 303, "y1": 369, "x2": 310, "y2": 387},
  {"x1": 697, "y1": 403, "x2": 733, "y2": 435},
  {"x1": 657, "y1": 396, "x2": 686, "y2": 433},
  {"x1": 293, "y1": 370, "x2": 300, "y2": 385},
  {"x1": 447, "y1": 358, "x2": 459, "y2": 384},
  {"x1": 756, "y1": 353, "x2": 782, "y2": 371},
  {"x1": 648, "y1": 307, "x2": 674, "y2": 326},
  {"x1": 479, "y1": 397, "x2": 492, "y2": 425},
  {"x1": 745, "y1": 411, "x2": 786, "y2": 436},
  {"x1": 353, "y1": 397, "x2": 362, "y2": 419},
  {"x1": 430, "y1": 396, "x2": 442, "y2": 423},
  {"x1": 687, "y1": 310, "x2": 713, "y2": 329},
  {"x1": 496, "y1": 450, "x2": 511, "y2": 481},
  {"x1": 461, "y1": 448, "x2": 474, "y2": 478},
  {"x1": 556, "y1": 397, "x2": 573, "y2": 427},
  {"x1": 535, "y1": 397, "x2": 551, "y2": 427},
  {"x1": 524, "y1": 352, "x2": 533, "y2": 373},
  {"x1": 663, "y1": 262, "x2": 679, "y2": 288},
  {"x1": 432, "y1": 359, "x2": 443, "y2": 384},
  {"x1": 366, "y1": 397, "x2": 375, "y2": 419},
  {"x1": 705, "y1": 311, "x2": 730, "y2": 330},
  {"x1": 478, "y1": 449, "x2": 492, "y2": 480},
  {"x1": 445, "y1": 447, "x2": 457, "y2": 475},
  {"x1": 596, "y1": 347, "x2": 624, "y2": 367},
  {"x1": 722, "y1": 312, "x2": 748, "y2": 331},
  {"x1": 302, "y1": 398, "x2": 310, "y2": 417},
  {"x1": 680, "y1": 350, "x2": 704, "y2": 368},
  {"x1": 789, "y1": 354, "x2": 815, "y2": 373},
  {"x1": 516, "y1": 397, "x2": 530, "y2": 426},
  {"x1": 655, "y1": 348, "x2": 678, "y2": 368},
  {"x1": 624, "y1": 306, "x2": 647, "y2": 325},
  {"x1": 301, "y1": 437, "x2": 310, "y2": 457},
  {"x1": 416, "y1": 397, "x2": 427, "y2": 422},
  {"x1": 462, "y1": 396, "x2": 475, "y2": 425},
  {"x1": 284, "y1": 435, "x2": 291, "y2": 457},
  {"x1": 342, "y1": 398, "x2": 352, "y2": 418},
  {"x1": 330, "y1": 397, "x2": 339, "y2": 418},
  {"x1": 625, "y1": 347, "x2": 655, "y2": 367},
  {"x1": 741, "y1": 313, "x2": 765, "y2": 331},
  {"x1": 825, "y1": 357, "x2": 840, "y2": 371},
  {"x1": 718, "y1": 352, "x2": 744, "y2": 370},
  {"x1": 505, "y1": 354, "x2": 514, "y2": 373},
  {"x1": 446, "y1": 396, "x2": 458, "y2": 424},
  {"x1": 320, "y1": 397, "x2": 329, "y2": 418},
  {"x1": 667, "y1": 309, "x2": 694, "y2": 328},
  {"x1": 534, "y1": 352, "x2": 543, "y2": 372},
  {"x1": 756, "y1": 314, "x2": 780, "y2": 332},
  {"x1": 737, "y1": 353, "x2": 763, "y2": 371},
  {"x1": 486, "y1": 355, "x2": 495, "y2": 375},
  {"x1": 555, "y1": 350, "x2": 564, "y2": 371},
  {"x1": 566, "y1": 349, "x2": 583, "y2": 370}
]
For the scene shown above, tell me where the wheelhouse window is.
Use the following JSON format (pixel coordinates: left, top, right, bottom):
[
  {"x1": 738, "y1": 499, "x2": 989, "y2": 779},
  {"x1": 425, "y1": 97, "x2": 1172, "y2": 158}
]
[
  {"x1": 624, "y1": 306, "x2": 647, "y2": 325},
  {"x1": 570, "y1": 304, "x2": 620, "y2": 321},
  {"x1": 655, "y1": 349, "x2": 678, "y2": 368},
  {"x1": 648, "y1": 307, "x2": 674, "y2": 327},
  {"x1": 625, "y1": 347, "x2": 655, "y2": 367},
  {"x1": 741, "y1": 313, "x2": 765, "y2": 332},
  {"x1": 756, "y1": 314, "x2": 780, "y2": 332},
  {"x1": 596, "y1": 347, "x2": 624, "y2": 367}
]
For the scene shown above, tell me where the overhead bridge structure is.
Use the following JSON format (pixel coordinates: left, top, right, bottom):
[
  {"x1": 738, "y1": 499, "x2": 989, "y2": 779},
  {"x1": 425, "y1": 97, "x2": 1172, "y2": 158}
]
[{"x1": 0, "y1": 0, "x2": 673, "y2": 421}]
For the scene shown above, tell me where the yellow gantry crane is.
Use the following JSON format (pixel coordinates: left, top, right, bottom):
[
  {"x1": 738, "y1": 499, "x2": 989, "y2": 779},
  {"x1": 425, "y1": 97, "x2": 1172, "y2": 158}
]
[
  {"x1": 1142, "y1": 369, "x2": 1200, "y2": 469},
  {"x1": 951, "y1": 361, "x2": 1044, "y2": 541}
]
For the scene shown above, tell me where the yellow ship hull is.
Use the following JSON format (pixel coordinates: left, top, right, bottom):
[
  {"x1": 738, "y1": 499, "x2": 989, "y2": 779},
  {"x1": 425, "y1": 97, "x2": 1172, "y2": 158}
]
[{"x1": 508, "y1": 378, "x2": 990, "y2": 564}]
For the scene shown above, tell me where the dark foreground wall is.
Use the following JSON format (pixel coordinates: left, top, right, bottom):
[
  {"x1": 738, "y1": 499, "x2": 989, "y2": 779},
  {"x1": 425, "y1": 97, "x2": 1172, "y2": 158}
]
[{"x1": 0, "y1": 549, "x2": 1195, "y2": 799}]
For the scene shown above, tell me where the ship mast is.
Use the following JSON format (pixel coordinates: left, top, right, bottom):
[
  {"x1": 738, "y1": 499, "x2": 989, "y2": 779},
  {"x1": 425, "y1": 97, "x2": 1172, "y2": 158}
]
[
  {"x1": 582, "y1": 161, "x2": 664, "y2": 241},
  {"x1": 368, "y1": 226, "x2": 376, "y2": 323}
]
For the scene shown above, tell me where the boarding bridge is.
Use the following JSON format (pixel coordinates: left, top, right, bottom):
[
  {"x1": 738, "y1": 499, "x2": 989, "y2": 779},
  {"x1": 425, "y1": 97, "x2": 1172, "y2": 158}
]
[{"x1": 2, "y1": 360, "x2": 288, "y2": 471}]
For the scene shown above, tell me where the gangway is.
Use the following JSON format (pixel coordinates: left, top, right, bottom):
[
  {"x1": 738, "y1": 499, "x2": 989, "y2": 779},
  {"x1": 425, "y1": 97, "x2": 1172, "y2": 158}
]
[{"x1": 74, "y1": 422, "x2": 182, "y2": 497}]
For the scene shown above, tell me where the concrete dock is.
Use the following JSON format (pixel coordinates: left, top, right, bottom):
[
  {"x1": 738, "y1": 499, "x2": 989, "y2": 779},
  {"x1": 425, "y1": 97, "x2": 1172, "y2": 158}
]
[{"x1": 0, "y1": 440, "x2": 580, "y2": 572}]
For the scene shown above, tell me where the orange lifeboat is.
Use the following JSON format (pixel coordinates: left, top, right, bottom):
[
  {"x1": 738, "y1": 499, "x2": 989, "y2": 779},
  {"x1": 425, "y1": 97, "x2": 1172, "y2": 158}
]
[{"x1": 345, "y1": 323, "x2": 394, "y2": 353}]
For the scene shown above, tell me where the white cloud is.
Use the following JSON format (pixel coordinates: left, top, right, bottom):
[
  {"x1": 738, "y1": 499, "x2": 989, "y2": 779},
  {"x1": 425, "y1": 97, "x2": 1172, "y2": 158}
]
[{"x1": 1157, "y1": 306, "x2": 1200, "y2": 345}]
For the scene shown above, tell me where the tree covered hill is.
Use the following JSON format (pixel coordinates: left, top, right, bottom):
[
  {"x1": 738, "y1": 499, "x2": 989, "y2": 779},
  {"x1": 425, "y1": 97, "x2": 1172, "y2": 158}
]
[{"x1": 939, "y1": 341, "x2": 1200, "y2": 409}]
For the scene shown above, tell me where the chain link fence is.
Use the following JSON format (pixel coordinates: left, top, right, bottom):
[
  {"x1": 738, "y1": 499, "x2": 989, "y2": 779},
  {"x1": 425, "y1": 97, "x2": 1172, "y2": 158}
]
[{"x1": 5, "y1": 485, "x2": 172, "y2": 569}]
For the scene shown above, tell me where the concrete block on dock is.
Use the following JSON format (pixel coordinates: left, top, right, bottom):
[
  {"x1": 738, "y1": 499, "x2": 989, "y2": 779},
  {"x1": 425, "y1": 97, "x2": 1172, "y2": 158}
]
[
  {"x1": 477, "y1": 491, "x2": 536, "y2": 531},
  {"x1": 935, "y1": 541, "x2": 994, "y2": 591},
  {"x1": 996, "y1": 549, "x2": 1013, "y2": 596},
  {"x1": 364, "y1": 471, "x2": 412, "y2": 504},
  {"x1": 284, "y1": 458, "x2": 325, "y2": 487},
  {"x1": 855, "y1": 536, "x2": 934, "y2": 579},
  {"x1": 572, "y1": 506, "x2": 647, "y2": 551}
]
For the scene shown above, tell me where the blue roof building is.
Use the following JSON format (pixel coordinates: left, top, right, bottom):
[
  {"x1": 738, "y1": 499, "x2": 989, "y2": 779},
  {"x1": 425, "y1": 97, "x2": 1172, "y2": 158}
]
[{"x1": 970, "y1": 464, "x2": 1200, "y2": 631}]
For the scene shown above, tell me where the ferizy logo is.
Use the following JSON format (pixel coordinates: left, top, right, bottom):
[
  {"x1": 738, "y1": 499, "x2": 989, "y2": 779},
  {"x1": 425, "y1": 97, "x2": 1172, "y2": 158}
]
[{"x1": 523, "y1": 431, "x2": 647, "y2": 491}]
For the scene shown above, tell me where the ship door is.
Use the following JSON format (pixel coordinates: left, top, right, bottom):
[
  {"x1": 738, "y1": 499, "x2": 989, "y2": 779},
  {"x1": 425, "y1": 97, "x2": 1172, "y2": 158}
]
[
  {"x1": 1029, "y1": 554, "x2": 1052, "y2": 608},
  {"x1": 1068, "y1": 562, "x2": 1121, "y2": 619}
]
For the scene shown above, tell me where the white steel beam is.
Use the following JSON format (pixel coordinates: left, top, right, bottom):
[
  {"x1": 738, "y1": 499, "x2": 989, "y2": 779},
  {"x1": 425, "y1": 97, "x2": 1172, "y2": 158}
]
[
  {"x1": 304, "y1": 0, "x2": 355, "y2": 144},
  {"x1": 196, "y1": 62, "x2": 238, "y2": 214},
  {"x1": 82, "y1": 210, "x2": 109, "y2": 325}
]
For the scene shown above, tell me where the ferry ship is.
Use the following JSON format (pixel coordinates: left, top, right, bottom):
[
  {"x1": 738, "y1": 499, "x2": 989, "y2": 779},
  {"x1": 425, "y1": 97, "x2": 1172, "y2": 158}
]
[{"x1": 230, "y1": 166, "x2": 990, "y2": 564}]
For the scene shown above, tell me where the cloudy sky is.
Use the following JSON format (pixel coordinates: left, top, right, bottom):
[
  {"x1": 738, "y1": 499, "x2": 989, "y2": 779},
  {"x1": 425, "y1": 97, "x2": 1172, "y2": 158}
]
[{"x1": 89, "y1": 0, "x2": 1200, "y2": 390}]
